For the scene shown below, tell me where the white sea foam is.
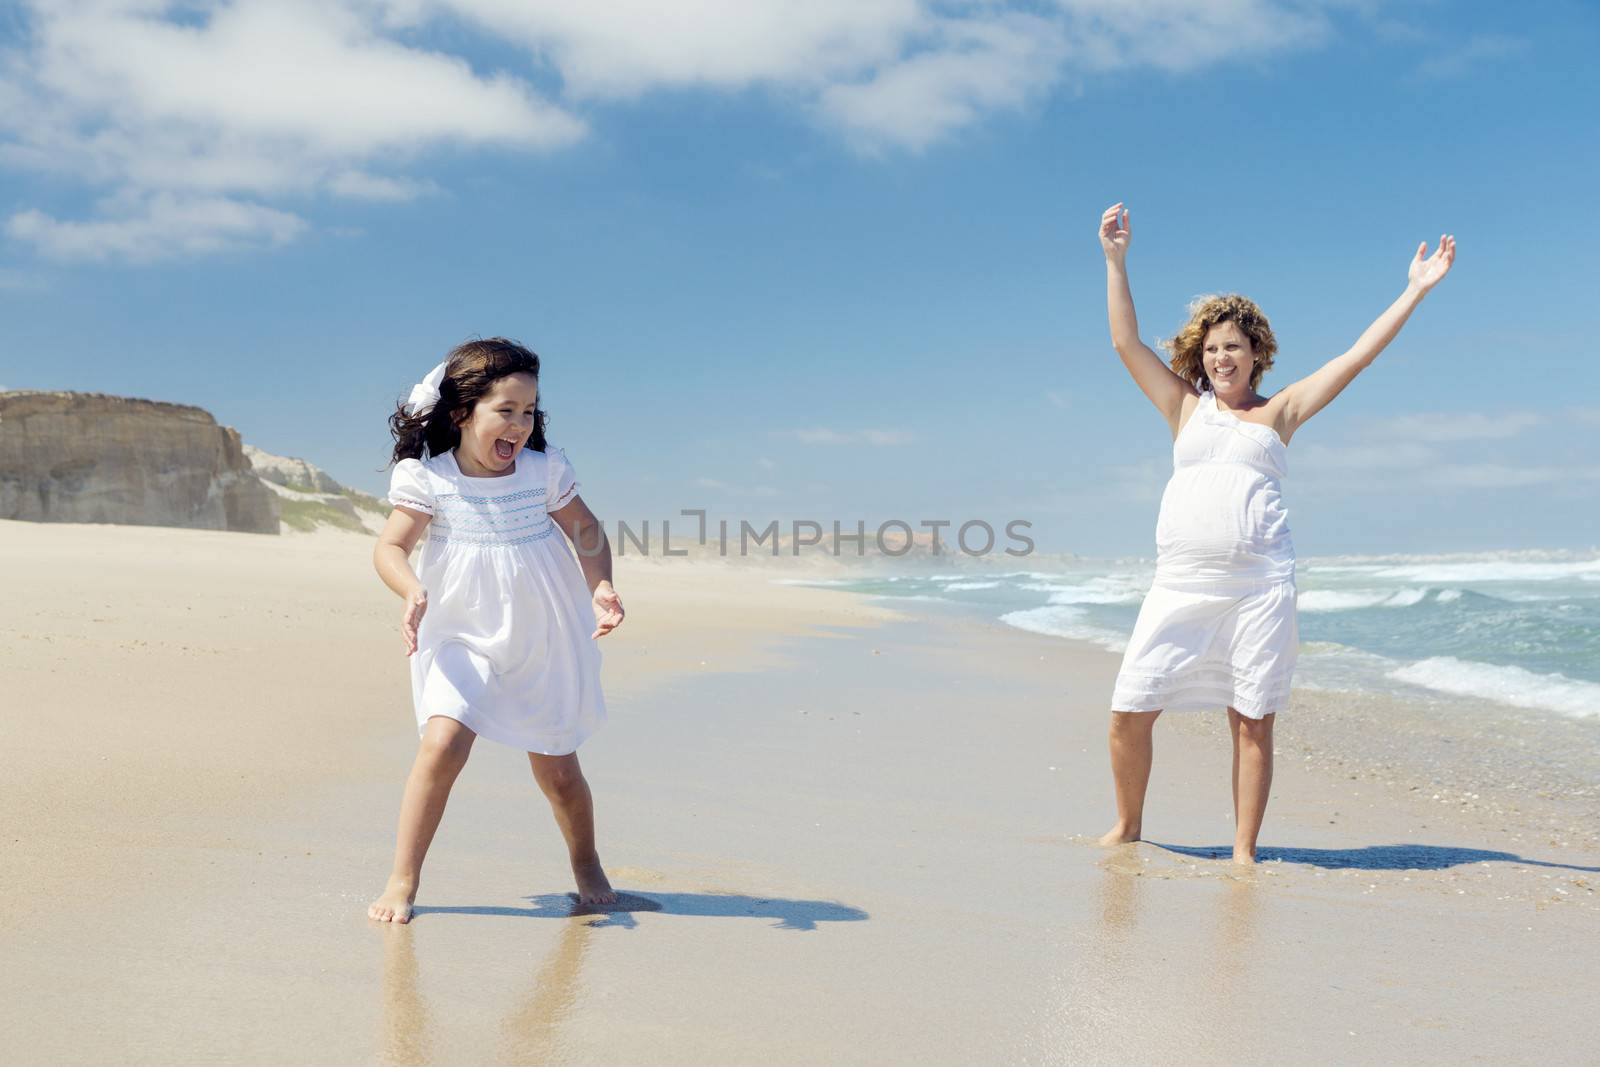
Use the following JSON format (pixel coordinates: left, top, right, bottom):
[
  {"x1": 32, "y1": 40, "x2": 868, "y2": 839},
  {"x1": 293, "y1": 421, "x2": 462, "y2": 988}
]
[
  {"x1": 1294, "y1": 642, "x2": 1406, "y2": 693},
  {"x1": 1019, "y1": 575, "x2": 1150, "y2": 605},
  {"x1": 1369, "y1": 559, "x2": 1600, "y2": 584},
  {"x1": 1296, "y1": 588, "x2": 1431, "y2": 612},
  {"x1": 942, "y1": 581, "x2": 1001, "y2": 591},
  {"x1": 999, "y1": 606, "x2": 1128, "y2": 652},
  {"x1": 1388, "y1": 656, "x2": 1600, "y2": 719},
  {"x1": 771, "y1": 578, "x2": 855, "y2": 587}
]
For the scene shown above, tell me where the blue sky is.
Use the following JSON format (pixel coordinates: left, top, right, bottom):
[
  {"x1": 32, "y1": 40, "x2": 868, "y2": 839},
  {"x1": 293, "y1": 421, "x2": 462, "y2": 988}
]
[{"x1": 1, "y1": 1, "x2": 1596, "y2": 556}]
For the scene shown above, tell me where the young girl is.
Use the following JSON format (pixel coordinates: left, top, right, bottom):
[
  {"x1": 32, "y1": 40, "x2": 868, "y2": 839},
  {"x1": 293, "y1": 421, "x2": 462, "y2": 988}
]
[
  {"x1": 368, "y1": 338, "x2": 626, "y2": 923},
  {"x1": 1095, "y1": 202, "x2": 1455, "y2": 863}
]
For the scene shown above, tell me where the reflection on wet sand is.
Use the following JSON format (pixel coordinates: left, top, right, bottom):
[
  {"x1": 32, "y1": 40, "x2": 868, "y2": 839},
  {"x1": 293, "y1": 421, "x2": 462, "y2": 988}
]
[
  {"x1": 378, "y1": 906, "x2": 595, "y2": 1067},
  {"x1": 1211, "y1": 872, "x2": 1261, "y2": 987},
  {"x1": 379, "y1": 928, "x2": 432, "y2": 1067},
  {"x1": 500, "y1": 911, "x2": 594, "y2": 1064},
  {"x1": 1053, "y1": 849, "x2": 1271, "y2": 1062},
  {"x1": 379, "y1": 889, "x2": 867, "y2": 1063},
  {"x1": 1048, "y1": 849, "x2": 1147, "y2": 1052}
]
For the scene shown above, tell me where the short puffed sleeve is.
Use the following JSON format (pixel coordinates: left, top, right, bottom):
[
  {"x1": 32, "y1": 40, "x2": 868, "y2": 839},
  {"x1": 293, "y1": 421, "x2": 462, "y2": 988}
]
[
  {"x1": 546, "y1": 443, "x2": 580, "y2": 512},
  {"x1": 388, "y1": 458, "x2": 435, "y2": 515}
]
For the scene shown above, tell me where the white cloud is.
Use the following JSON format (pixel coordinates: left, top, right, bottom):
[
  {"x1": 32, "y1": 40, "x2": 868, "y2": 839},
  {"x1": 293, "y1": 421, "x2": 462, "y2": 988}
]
[
  {"x1": 820, "y1": 12, "x2": 1068, "y2": 151},
  {"x1": 1292, "y1": 404, "x2": 1596, "y2": 497},
  {"x1": 0, "y1": 268, "x2": 45, "y2": 291},
  {"x1": 2, "y1": 0, "x2": 581, "y2": 261},
  {"x1": 1357, "y1": 410, "x2": 1547, "y2": 444},
  {"x1": 1297, "y1": 439, "x2": 1440, "y2": 472},
  {"x1": 426, "y1": 0, "x2": 919, "y2": 98},
  {"x1": 1, "y1": 0, "x2": 1360, "y2": 262},
  {"x1": 1414, "y1": 33, "x2": 1531, "y2": 81},
  {"x1": 790, "y1": 427, "x2": 917, "y2": 446},
  {"x1": 693, "y1": 474, "x2": 781, "y2": 497},
  {"x1": 1427, "y1": 463, "x2": 1600, "y2": 490},
  {"x1": 8, "y1": 192, "x2": 308, "y2": 262},
  {"x1": 325, "y1": 171, "x2": 440, "y2": 202},
  {"x1": 1054, "y1": 0, "x2": 1336, "y2": 73}
]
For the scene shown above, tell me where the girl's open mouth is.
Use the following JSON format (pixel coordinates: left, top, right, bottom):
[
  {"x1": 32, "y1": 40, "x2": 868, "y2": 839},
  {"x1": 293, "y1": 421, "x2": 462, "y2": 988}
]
[{"x1": 494, "y1": 439, "x2": 516, "y2": 461}]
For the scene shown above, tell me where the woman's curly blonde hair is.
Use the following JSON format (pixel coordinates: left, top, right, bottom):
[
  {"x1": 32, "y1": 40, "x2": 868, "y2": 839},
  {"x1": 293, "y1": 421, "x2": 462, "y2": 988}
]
[{"x1": 1162, "y1": 293, "x2": 1278, "y2": 392}]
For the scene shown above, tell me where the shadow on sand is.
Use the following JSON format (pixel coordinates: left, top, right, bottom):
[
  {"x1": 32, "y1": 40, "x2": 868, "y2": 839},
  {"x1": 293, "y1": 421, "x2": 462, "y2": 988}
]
[
  {"x1": 413, "y1": 891, "x2": 868, "y2": 930},
  {"x1": 1152, "y1": 841, "x2": 1599, "y2": 872}
]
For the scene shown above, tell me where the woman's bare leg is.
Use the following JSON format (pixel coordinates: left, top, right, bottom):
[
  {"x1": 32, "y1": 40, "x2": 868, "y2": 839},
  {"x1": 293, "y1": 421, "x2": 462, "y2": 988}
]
[
  {"x1": 529, "y1": 752, "x2": 617, "y2": 905},
  {"x1": 1099, "y1": 710, "x2": 1161, "y2": 845},
  {"x1": 1228, "y1": 708, "x2": 1275, "y2": 864},
  {"x1": 369, "y1": 716, "x2": 478, "y2": 923}
]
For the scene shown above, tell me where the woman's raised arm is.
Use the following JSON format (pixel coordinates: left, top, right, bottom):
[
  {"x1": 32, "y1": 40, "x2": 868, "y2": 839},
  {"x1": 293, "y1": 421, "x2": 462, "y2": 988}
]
[
  {"x1": 1280, "y1": 235, "x2": 1456, "y2": 435},
  {"x1": 1100, "y1": 203, "x2": 1195, "y2": 434}
]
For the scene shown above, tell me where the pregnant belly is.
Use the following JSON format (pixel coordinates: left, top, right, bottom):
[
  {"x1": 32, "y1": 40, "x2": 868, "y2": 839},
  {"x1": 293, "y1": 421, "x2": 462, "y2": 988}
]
[{"x1": 1154, "y1": 467, "x2": 1293, "y2": 585}]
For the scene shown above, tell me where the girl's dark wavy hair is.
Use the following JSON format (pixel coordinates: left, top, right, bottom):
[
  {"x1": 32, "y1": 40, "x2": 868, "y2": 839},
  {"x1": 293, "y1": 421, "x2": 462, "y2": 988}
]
[{"x1": 388, "y1": 338, "x2": 548, "y2": 465}]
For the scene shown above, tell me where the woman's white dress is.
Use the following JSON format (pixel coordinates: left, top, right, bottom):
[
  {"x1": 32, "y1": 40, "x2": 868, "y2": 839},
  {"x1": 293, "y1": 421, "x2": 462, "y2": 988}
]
[
  {"x1": 1110, "y1": 392, "x2": 1298, "y2": 720},
  {"x1": 388, "y1": 445, "x2": 605, "y2": 754}
]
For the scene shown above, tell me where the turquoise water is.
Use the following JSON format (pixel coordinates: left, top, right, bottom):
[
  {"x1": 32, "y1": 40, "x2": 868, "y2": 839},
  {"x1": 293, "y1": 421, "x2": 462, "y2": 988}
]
[{"x1": 784, "y1": 551, "x2": 1600, "y2": 719}]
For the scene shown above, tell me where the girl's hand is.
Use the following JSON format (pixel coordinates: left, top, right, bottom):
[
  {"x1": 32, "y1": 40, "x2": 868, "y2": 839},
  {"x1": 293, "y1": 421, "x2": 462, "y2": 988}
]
[
  {"x1": 1408, "y1": 234, "x2": 1456, "y2": 293},
  {"x1": 591, "y1": 581, "x2": 625, "y2": 639},
  {"x1": 1099, "y1": 202, "x2": 1131, "y2": 262},
  {"x1": 401, "y1": 587, "x2": 428, "y2": 655}
]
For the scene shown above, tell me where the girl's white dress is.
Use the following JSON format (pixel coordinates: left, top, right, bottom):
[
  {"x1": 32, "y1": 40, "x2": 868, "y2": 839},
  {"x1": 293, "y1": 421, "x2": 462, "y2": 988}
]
[
  {"x1": 388, "y1": 445, "x2": 605, "y2": 754},
  {"x1": 1111, "y1": 391, "x2": 1299, "y2": 720}
]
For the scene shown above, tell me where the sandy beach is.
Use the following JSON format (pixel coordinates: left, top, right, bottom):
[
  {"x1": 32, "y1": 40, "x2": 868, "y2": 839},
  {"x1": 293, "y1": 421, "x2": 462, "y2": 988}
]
[{"x1": 2, "y1": 518, "x2": 1596, "y2": 1064}]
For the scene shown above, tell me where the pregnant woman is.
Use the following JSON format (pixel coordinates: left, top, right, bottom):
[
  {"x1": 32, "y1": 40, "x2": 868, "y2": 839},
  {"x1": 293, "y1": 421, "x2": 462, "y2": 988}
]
[{"x1": 1095, "y1": 202, "x2": 1455, "y2": 863}]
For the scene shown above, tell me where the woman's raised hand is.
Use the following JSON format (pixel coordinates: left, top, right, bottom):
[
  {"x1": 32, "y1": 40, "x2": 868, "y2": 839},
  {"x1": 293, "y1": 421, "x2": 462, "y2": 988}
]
[
  {"x1": 1409, "y1": 234, "x2": 1456, "y2": 293},
  {"x1": 1099, "y1": 202, "x2": 1131, "y2": 262},
  {"x1": 401, "y1": 587, "x2": 428, "y2": 655}
]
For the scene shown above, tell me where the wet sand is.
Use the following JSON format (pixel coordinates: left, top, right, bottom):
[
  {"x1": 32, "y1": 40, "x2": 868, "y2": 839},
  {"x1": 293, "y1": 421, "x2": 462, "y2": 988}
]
[{"x1": 1, "y1": 519, "x2": 1595, "y2": 1063}]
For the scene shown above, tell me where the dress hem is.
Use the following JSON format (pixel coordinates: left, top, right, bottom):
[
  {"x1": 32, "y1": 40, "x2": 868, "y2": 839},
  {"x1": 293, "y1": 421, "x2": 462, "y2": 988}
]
[
  {"x1": 1108, "y1": 698, "x2": 1285, "y2": 720},
  {"x1": 417, "y1": 709, "x2": 601, "y2": 757}
]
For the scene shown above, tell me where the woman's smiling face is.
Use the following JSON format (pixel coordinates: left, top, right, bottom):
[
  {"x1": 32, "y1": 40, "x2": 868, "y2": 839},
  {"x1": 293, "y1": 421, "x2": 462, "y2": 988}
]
[
  {"x1": 455, "y1": 371, "x2": 539, "y2": 475},
  {"x1": 1202, "y1": 321, "x2": 1257, "y2": 397}
]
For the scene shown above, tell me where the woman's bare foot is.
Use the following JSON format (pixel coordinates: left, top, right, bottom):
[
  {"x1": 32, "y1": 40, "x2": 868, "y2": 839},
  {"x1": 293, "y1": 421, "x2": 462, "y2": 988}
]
[
  {"x1": 1098, "y1": 821, "x2": 1142, "y2": 847},
  {"x1": 1232, "y1": 846, "x2": 1257, "y2": 865},
  {"x1": 369, "y1": 877, "x2": 417, "y2": 923},
  {"x1": 573, "y1": 858, "x2": 617, "y2": 905}
]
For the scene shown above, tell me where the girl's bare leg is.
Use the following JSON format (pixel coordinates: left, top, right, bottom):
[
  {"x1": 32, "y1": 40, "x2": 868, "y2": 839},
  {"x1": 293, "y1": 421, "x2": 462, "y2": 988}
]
[
  {"x1": 1228, "y1": 708, "x2": 1275, "y2": 864},
  {"x1": 1099, "y1": 710, "x2": 1161, "y2": 845},
  {"x1": 529, "y1": 752, "x2": 617, "y2": 905},
  {"x1": 369, "y1": 716, "x2": 478, "y2": 923}
]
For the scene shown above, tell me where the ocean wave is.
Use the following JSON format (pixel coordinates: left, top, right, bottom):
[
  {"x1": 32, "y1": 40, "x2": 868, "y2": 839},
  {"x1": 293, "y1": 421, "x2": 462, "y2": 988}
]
[
  {"x1": 1018, "y1": 575, "x2": 1150, "y2": 606},
  {"x1": 942, "y1": 581, "x2": 1001, "y2": 591},
  {"x1": 998, "y1": 606, "x2": 1128, "y2": 652},
  {"x1": 1369, "y1": 559, "x2": 1600, "y2": 584},
  {"x1": 1388, "y1": 656, "x2": 1600, "y2": 719},
  {"x1": 770, "y1": 578, "x2": 859, "y2": 587},
  {"x1": 1297, "y1": 587, "x2": 1435, "y2": 612}
]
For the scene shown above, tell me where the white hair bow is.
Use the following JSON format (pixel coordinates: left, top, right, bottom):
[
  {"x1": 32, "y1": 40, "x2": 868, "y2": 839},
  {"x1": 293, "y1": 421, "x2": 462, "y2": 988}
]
[{"x1": 405, "y1": 360, "x2": 449, "y2": 417}]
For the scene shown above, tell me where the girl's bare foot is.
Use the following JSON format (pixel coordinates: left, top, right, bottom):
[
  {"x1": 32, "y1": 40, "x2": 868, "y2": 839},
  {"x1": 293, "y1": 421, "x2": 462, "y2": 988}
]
[
  {"x1": 1098, "y1": 821, "x2": 1142, "y2": 846},
  {"x1": 369, "y1": 877, "x2": 417, "y2": 923},
  {"x1": 573, "y1": 858, "x2": 617, "y2": 905},
  {"x1": 1232, "y1": 846, "x2": 1257, "y2": 865}
]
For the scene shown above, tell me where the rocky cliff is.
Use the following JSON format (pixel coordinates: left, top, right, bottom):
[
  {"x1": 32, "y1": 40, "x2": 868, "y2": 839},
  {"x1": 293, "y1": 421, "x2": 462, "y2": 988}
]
[
  {"x1": 242, "y1": 444, "x2": 343, "y2": 494},
  {"x1": 0, "y1": 391, "x2": 279, "y2": 534},
  {"x1": 243, "y1": 444, "x2": 388, "y2": 534}
]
